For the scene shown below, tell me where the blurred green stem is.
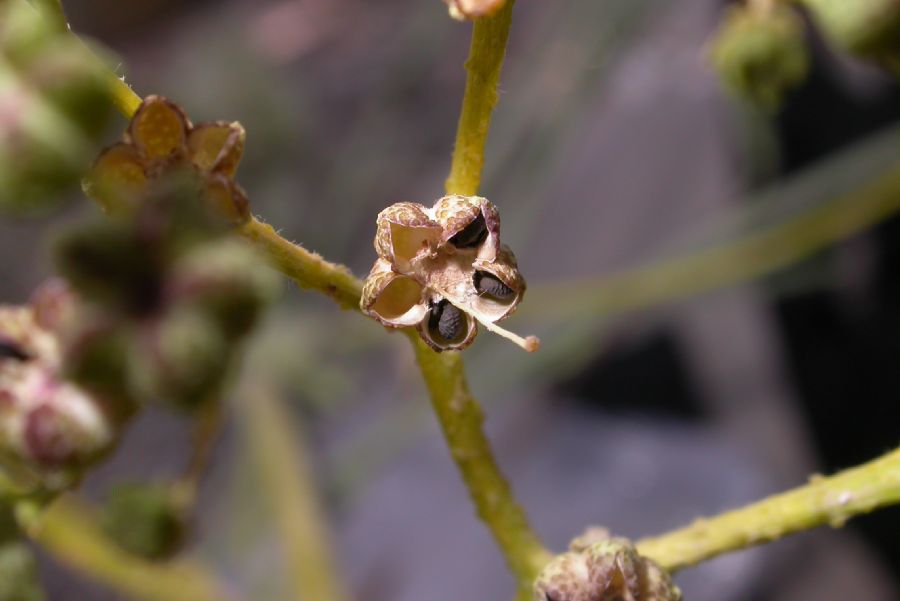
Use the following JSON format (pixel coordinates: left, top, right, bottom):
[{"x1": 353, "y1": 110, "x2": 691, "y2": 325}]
[
  {"x1": 28, "y1": 0, "x2": 67, "y2": 31},
  {"x1": 21, "y1": 496, "x2": 237, "y2": 601},
  {"x1": 637, "y1": 447, "x2": 900, "y2": 571},
  {"x1": 242, "y1": 388, "x2": 349, "y2": 601},
  {"x1": 445, "y1": 0, "x2": 516, "y2": 196}
]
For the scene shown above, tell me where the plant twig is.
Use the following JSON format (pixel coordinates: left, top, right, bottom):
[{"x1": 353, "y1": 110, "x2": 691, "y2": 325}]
[
  {"x1": 241, "y1": 387, "x2": 349, "y2": 601},
  {"x1": 445, "y1": 0, "x2": 516, "y2": 196},
  {"x1": 413, "y1": 337, "x2": 550, "y2": 595},
  {"x1": 636, "y1": 447, "x2": 900, "y2": 572},
  {"x1": 238, "y1": 218, "x2": 363, "y2": 311},
  {"x1": 20, "y1": 495, "x2": 237, "y2": 601}
]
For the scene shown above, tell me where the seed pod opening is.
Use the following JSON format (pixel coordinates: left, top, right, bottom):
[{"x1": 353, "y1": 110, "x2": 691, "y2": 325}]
[
  {"x1": 470, "y1": 247, "x2": 525, "y2": 321},
  {"x1": 432, "y1": 195, "x2": 500, "y2": 262},
  {"x1": 374, "y1": 202, "x2": 441, "y2": 271},
  {"x1": 419, "y1": 298, "x2": 477, "y2": 351},
  {"x1": 361, "y1": 259, "x2": 428, "y2": 327}
]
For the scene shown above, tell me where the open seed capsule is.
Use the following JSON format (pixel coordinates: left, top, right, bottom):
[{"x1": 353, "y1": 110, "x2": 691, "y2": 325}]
[
  {"x1": 374, "y1": 202, "x2": 442, "y2": 272},
  {"x1": 360, "y1": 258, "x2": 428, "y2": 328},
  {"x1": 432, "y1": 195, "x2": 500, "y2": 262},
  {"x1": 418, "y1": 297, "x2": 477, "y2": 351}
]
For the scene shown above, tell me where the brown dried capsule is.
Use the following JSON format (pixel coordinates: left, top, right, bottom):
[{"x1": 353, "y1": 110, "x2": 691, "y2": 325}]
[
  {"x1": 418, "y1": 297, "x2": 477, "y2": 352},
  {"x1": 535, "y1": 533, "x2": 682, "y2": 601},
  {"x1": 362, "y1": 195, "x2": 538, "y2": 352},
  {"x1": 432, "y1": 195, "x2": 501, "y2": 263},
  {"x1": 374, "y1": 202, "x2": 442, "y2": 272},
  {"x1": 86, "y1": 96, "x2": 250, "y2": 224},
  {"x1": 360, "y1": 258, "x2": 428, "y2": 328}
]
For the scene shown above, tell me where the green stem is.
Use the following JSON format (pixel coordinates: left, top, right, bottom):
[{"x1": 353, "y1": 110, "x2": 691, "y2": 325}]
[
  {"x1": 21, "y1": 496, "x2": 238, "y2": 601},
  {"x1": 28, "y1": 0, "x2": 68, "y2": 31},
  {"x1": 428, "y1": 3, "x2": 551, "y2": 595},
  {"x1": 445, "y1": 1, "x2": 515, "y2": 196},
  {"x1": 636, "y1": 447, "x2": 900, "y2": 572},
  {"x1": 242, "y1": 388, "x2": 349, "y2": 601},
  {"x1": 412, "y1": 337, "x2": 550, "y2": 595}
]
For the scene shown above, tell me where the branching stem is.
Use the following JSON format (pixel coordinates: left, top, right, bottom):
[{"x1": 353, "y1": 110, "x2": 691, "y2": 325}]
[{"x1": 637, "y1": 447, "x2": 900, "y2": 571}]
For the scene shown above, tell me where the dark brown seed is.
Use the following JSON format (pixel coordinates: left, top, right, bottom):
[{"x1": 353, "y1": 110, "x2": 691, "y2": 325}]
[
  {"x1": 0, "y1": 339, "x2": 31, "y2": 362},
  {"x1": 428, "y1": 300, "x2": 465, "y2": 343},
  {"x1": 449, "y1": 213, "x2": 488, "y2": 249},
  {"x1": 474, "y1": 271, "x2": 514, "y2": 301}
]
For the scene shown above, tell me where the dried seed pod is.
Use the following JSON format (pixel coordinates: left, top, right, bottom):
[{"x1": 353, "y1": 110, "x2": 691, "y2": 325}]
[
  {"x1": 471, "y1": 245, "x2": 525, "y2": 322},
  {"x1": 87, "y1": 96, "x2": 251, "y2": 224},
  {"x1": 431, "y1": 195, "x2": 501, "y2": 262},
  {"x1": 360, "y1": 258, "x2": 428, "y2": 327},
  {"x1": 417, "y1": 296, "x2": 478, "y2": 352},
  {"x1": 533, "y1": 551, "x2": 592, "y2": 601},
  {"x1": 444, "y1": 0, "x2": 507, "y2": 21},
  {"x1": 126, "y1": 95, "x2": 191, "y2": 162},
  {"x1": 585, "y1": 539, "x2": 681, "y2": 601},
  {"x1": 535, "y1": 533, "x2": 681, "y2": 601},
  {"x1": 374, "y1": 202, "x2": 442, "y2": 272}
]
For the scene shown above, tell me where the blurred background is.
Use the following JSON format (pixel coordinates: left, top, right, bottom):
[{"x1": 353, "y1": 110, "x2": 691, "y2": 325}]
[{"x1": 2, "y1": 0, "x2": 900, "y2": 599}]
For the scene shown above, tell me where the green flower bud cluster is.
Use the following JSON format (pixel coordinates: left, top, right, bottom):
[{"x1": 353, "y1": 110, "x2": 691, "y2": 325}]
[
  {"x1": 709, "y1": 4, "x2": 809, "y2": 110},
  {"x1": 0, "y1": 0, "x2": 113, "y2": 213},
  {"x1": 56, "y1": 175, "x2": 279, "y2": 412}
]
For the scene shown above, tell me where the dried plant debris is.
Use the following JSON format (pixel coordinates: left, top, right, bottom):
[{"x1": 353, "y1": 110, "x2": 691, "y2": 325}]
[
  {"x1": 362, "y1": 195, "x2": 538, "y2": 352},
  {"x1": 85, "y1": 95, "x2": 250, "y2": 224},
  {"x1": 444, "y1": 0, "x2": 507, "y2": 21},
  {"x1": 535, "y1": 529, "x2": 681, "y2": 601}
]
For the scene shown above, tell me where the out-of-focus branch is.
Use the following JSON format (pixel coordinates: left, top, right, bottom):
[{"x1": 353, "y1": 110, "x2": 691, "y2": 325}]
[
  {"x1": 20, "y1": 496, "x2": 238, "y2": 601},
  {"x1": 241, "y1": 387, "x2": 349, "y2": 601},
  {"x1": 637, "y1": 447, "x2": 900, "y2": 571}
]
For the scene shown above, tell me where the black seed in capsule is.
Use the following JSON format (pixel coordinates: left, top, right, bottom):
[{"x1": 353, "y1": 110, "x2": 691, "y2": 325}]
[
  {"x1": 474, "y1": 271, "x2": 515, "y2": 301},
  {"x1": 449, "y1": 213, "x2": 488, "y2": 249},
  {"x1": 428, "y1": 300, "x2": 465, "y2": 342}
]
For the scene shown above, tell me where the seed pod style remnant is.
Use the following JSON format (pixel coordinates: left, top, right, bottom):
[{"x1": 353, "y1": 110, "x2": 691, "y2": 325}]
[
  {"x1": 534, "y1": 531, "x2": 682, "y2": 601},
  {"x1": 361, "y1": 195, "x2": 538, "y2": 352}
]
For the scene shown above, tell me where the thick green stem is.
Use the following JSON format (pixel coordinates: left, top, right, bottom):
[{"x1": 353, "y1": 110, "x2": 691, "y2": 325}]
[
  {"x1": 21, "y1": 496, "x2": 237, "y2": 601},
  {"x1": 636, "y1": 447, "x2": 900, "y2": 571},
  {"x1": 445, "y1": 1, "x2": 515, "y2": 196},
  {"x1": 413, "y1": 337, "x2": 550, "y2": 594},
  {"x1": 242, "y1": 388, "x2": 349, "y2": 601}
]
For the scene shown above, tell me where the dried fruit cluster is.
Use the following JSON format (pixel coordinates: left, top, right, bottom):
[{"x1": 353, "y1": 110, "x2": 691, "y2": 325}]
[
  {"x1": 361, "y1": 195, "x2": 538, "y2": 352},
  {"x1": 85, "y1": 95, "x2": 250, "y2": 224},
  {"x1": 535, "y1": 529, "x2": 681, "y2": 601}
]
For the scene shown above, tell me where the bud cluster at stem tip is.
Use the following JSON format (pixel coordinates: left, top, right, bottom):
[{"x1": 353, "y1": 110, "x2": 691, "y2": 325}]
[{"x1": 361, "y1": 195, "x2": 539, "y2": 352}]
